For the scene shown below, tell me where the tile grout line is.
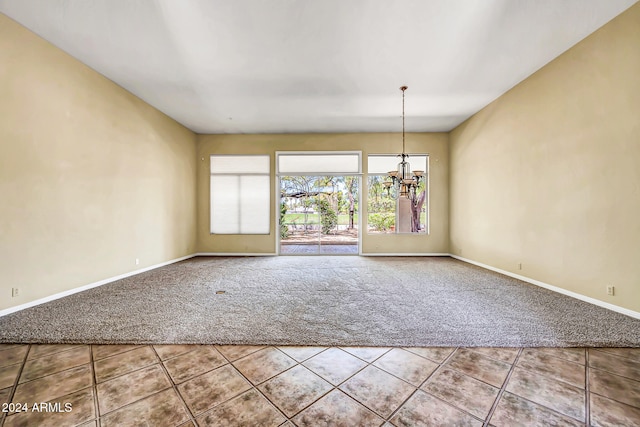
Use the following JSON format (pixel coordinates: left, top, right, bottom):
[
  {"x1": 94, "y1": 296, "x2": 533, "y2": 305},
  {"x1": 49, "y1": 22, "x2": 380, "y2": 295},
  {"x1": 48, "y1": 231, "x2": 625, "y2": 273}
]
[
  {"x1": 491, "y1": 374, "x2": 594, "y2": 424},
  {"x1": 340, "y1": 347, "x2": 394, "y2": 365},
  {"x1": 13, "y1": 345, "x2": 85, "y2": 386},
  {"x1": 593, "y1": 347, "x2": 640, "y2": 362},
  {"x1": 511, "y1": 349, "x2": 590, "y2": 423},
  {"x1": 261, "y1": 346, "x2": 356, "y2": 423},
  {"x1": 315, "y1": 353, "x2": 380, "y2": 421},
  {"x1": 287, "y1": 346, "x2": 330, "y2": 364},
  {"x1": 335, "y1": 352, "x2": 391, "y2": 421},
  {"x1": 334, "y1": 348, "x2": 392, "y2": 386},
  {"x1": 6, "y1": 345, "x2": 637, "y2": 426},
  {"x1": 280, "y1": 378, "x2": 335, "y2": 422},
  {"x1": 304, "y1": 349, "x2": 370, "y2": 396},
  {"x1": 4, "y1": 345, "x2": 96, "y2": 425},
  {"x1": 217, "y1": 345, "x2": 267, "y2": 363},
  {"x1": 587, "y1": 352, "x2": 640, "y2": 382},
  {"x1": 438, "y1": 348, "x2": 514, "y2": 390},
  {"x1": 89, "y1": 344, "x2": 100, "y2": 427},
  {"x1": 510, "y1": 359, "x2": 588, "y2": 390},
  {"x1": 589, "y1": 383, "x2": 640, "y2": 410},
  {"x1": 92, "y1": 345, "x2": 145, "y2": 362},
  {"x1": 367, "y1": 348, "x2": 438, "y2": 421},
  {"x1": 93, "y1": 362, "x2": 158, "y2": 387},
  {"x1": 0, "y1": 356, "x2": 9, "y2": 425},
  {"x1": 331, "y1": 354, "x2": 377, "y2": 390},
  {"x1": 263, "y1": 347, "x2": 393, "y2": 422},
  {"x1": 94, "y1": 345, "x2": 189, "y2": 423},
  {"x1": 261, "y1": 347, "x2": 304, "y2": 386},
  {"x1": 226, "y1": 346, "x2": 293, "y2": 424},
  {"x1": 93, "y1": 345, "x2": 157, "y2": 384},
  {"x1": 216, "y1": 345, "x2": 291, "y2": 423},
  {"x1": 384, "y1": 347, "x2": 462, "y2": 424},
  {"x1": 514, "y1": 348, "x2": 640, "y2": 421},
  {"x1": 1, "y1": 344, "x2": 31, "y2": 424},
  {"x1": 25, "y1": 344, "x2": 80, "y2": 361},
  {"x1": 96, "y1": 385, "x2": 186, "y2": 423},
  {"x1": 291, "y1": 347, "x2": 402, "y2": 420},
  {"x1": 382, "y1": 368, "x2": 435, "y2": 422},
  {"x1": 149, "y1": 345, "x2": 197, "y2": 426},
  {"x1": 482, "y1": 347, "x2": 523, "y2": 427},
  {"x1": 585, "y1": 348, "x2": 590, "y2": 426}
]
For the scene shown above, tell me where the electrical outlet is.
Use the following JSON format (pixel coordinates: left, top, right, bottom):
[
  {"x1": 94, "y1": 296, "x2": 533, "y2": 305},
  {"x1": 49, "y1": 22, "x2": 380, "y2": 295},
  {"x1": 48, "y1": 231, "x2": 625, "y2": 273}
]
[
  {"x1": 607, "y1": 286, "x2": 615, "y2": 296},
  {"x1": 12, "y1": 288, "x2": 19, "y2": 297},
  {"x1": 518, "y1": 263, "x2": 522, "y2": 270},
  {"x1": 135, "y1": 258, "x2": 140, "y2": 265}
]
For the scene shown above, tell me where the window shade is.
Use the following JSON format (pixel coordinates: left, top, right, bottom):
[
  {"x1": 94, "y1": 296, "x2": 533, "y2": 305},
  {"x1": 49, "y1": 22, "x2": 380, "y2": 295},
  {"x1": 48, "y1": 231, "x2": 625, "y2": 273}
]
[
  {"x1": 210, "y1": 155, "x2": 270, "y2": 234},
  {"x1": 210, "y1": 155, "x2": 270, "y2": 174},
  {"x1": 278, "y1": 154, "x2": 360, "y2": 174}
]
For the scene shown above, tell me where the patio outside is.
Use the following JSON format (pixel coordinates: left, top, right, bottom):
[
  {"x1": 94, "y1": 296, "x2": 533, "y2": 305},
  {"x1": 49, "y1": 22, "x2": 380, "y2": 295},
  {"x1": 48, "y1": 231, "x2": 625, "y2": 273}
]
[{"x1": 280, "y1": 176, "x2": 358, "y2": 255}]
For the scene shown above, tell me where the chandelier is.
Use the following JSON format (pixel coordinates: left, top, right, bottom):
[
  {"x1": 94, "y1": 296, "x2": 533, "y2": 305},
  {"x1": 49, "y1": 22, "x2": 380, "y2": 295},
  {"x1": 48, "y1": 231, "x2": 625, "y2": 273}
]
[{"x1": 383, "y1": 86, "x2": 423, "y2": 203}]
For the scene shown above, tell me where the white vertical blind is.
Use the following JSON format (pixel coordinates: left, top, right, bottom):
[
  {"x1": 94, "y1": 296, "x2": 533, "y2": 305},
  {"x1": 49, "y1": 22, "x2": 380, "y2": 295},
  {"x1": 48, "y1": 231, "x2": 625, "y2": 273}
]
[{"x1": 210, "y1": 155, "x2": 270, "y2": 234}]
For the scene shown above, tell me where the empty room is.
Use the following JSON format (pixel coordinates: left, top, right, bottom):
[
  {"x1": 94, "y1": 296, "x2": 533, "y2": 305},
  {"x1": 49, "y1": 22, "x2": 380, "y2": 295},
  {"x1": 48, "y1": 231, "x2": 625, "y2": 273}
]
[{"x1": 1, "y1": 0, "x2": 639, "y2": 426}]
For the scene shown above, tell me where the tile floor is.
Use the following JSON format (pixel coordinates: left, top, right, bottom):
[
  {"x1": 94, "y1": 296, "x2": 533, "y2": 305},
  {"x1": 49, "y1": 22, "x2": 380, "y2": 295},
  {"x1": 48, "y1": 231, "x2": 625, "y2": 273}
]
[{"x1": 1, "y1": 344, "x2": 639, "y2": 426}]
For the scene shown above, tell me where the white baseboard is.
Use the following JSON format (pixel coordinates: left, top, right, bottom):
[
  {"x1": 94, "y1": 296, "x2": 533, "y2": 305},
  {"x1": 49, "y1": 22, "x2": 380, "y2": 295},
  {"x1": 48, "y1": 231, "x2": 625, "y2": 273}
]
[
  {"x1": 450, "y1": 254, "x2": 640, "y2": 320},
  {"x1": 0, "y1": 254, "x2": 197, "y2": 317},
  {"x1": 195, "y1": 252, "x2": 277, "y2": 257},
  {"x1": 362, "y1": 253, "x2": 450, "y2": 257}
]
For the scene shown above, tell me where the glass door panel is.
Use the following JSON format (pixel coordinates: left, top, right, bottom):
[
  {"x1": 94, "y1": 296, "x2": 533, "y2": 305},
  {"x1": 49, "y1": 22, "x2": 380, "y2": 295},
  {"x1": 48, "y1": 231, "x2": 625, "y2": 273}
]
[{"x1": 280, "y1": 175, "x2": 358, "y2": 255}]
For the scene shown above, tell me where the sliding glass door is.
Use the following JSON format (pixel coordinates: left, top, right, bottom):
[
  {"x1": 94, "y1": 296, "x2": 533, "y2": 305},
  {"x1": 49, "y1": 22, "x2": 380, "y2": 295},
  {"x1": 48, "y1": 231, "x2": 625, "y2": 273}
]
[
  {"x1": 279, "y1": 175, "x2": 358, "y2": 254},
  {"x1": 277, "y1": 153, "x2": 361, "y2": 255}
]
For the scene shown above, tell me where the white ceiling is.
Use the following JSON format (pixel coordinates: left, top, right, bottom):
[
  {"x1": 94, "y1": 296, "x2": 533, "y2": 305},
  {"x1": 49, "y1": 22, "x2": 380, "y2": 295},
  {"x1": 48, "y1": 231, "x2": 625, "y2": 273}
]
[{"x1": 1, "y1": 0, "x2": 637, "y2": 134}]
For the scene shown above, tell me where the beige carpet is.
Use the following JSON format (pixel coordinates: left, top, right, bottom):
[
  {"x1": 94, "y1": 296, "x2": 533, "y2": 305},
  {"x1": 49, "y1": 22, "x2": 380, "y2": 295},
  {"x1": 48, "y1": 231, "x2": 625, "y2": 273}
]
[{"x1": 1, "y1": 256, "x2": 639, "y2": 347}]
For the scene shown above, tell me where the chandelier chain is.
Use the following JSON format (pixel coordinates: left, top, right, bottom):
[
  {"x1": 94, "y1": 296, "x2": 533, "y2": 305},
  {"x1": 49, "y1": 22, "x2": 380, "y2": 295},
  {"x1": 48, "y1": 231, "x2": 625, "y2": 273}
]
[
  {"x1": 384, "y1": 85, "x2": 421, "y2": 206},
  {"x1": 401, "y1": 86, "x2": 406, "y2": 154}
]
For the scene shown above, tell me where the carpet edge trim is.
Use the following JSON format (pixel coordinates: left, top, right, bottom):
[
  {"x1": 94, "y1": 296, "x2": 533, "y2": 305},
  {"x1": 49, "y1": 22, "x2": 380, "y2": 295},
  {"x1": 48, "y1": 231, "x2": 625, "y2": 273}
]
[
  {"x1": 451, "y1": 254, "x2": 640, "y2": 320},
  {"x1": 0, "y1": 253, "x2": 197, "y2": 317}
]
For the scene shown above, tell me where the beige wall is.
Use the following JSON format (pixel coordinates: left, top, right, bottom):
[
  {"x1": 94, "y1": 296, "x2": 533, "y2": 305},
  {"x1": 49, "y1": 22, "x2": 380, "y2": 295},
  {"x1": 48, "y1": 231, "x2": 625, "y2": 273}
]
[
  {"x1": 197, "y1": 133, "x2": 449, "y2": 254},
  {"x1": 0, "y1": 14, "x2": 197, "y2": 311},
  {"x1": 450, "y1": 3, "x2": 640, "y2": 312}
]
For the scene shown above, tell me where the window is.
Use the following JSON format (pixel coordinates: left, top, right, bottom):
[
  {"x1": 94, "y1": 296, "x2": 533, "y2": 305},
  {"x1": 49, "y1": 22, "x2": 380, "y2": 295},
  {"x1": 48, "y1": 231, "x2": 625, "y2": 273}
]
[
  {"x1": 277, "y1": 153, "x2": 360, "y2": 174},
  {"x1": 367, "y1": 154, "x2": 428, "y2": 234},
  {"x1": 210, "y1": 155, "x2": 270, "y2": 234}
]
